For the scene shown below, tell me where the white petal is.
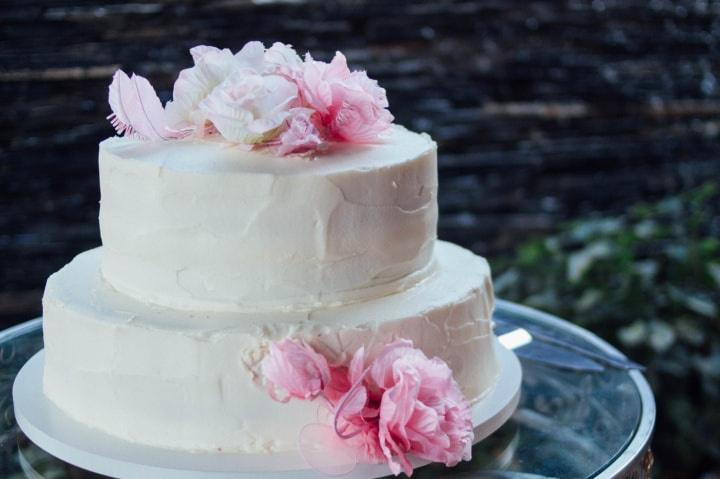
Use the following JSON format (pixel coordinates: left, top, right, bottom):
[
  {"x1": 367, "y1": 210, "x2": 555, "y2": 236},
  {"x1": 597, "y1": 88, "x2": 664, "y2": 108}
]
[{"x1": 235, "y1": 41, "x2": 266, "y2": 71}]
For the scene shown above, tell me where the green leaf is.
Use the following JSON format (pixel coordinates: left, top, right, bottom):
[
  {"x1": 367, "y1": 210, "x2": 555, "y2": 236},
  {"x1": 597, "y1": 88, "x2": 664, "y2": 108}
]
[
  {"x1": 576, "y1": 289, "x2": 603, "y2": 312},
  {"x1": 649, "y1": 320, "x2": 676, "y2": 353},
  {"x1": 618, "y1": 320, "x2": 648, "y2": 347},
  {"x1": 657, "y1": 196, "x2": 683, "y2": 216},
  {"x1": 493, "y1": 268, "x2": 520, "y2": 294},
  {"x1": 634, "y1": 219, "x2": 657, "y2": 239},
  {"x1": 633, "y1": 260, "x2": 659, "y2": 284},
  {"x1": 676, "y1": 319, "x2": 706, "y2": 346},
  {"x1": 566, "y1": 240, "x2": 612, "y2": 283},
  {"x1": 518, "y1": 242, "x2": 545, "y2": 266},
  {"x1": 670, "y1": 287, "x2": 718, "y2": 318},
  {"x1": 665, "y1": 244, "x2": 689, "y2": 262},
  {"x1": 570, "y1": 218, "x2": 623, "y2": 242},
  {"x1": 709, "y1": 263, "x2": 720, "y2": 289},
  {"x1": 685, "y1": 295, "x2": 718, "y2": 318}
]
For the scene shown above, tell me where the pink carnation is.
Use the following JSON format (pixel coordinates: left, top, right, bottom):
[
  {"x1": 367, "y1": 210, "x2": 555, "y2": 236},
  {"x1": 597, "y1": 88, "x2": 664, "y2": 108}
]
[
  {"x1": 276, "y1": 108, "x2": 323, "y2": 156},
  {"x1": 328, "y1": 346, "x2": 386, "y2": 465},
  {"x1": 370, "y1": 343, "x2": 474, "y2": 476},
  {"x1": 261, "y1": 339, "x2": 330, "y2": 402},
  {"x1": 298, "y1": 52, "x2": 393, "y2": 143},
  {"x1": 262, "y1": 338, "x2": 473, "y2": 476},
  {"x1": 331, "y1": 341, "x2": 473, "y2": 476}
]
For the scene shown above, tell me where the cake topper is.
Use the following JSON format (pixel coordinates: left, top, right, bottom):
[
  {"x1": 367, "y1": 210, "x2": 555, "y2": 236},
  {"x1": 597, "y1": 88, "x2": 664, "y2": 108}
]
[
  {"x1": 107, "y1": 42, "x2": 394, "y2": 155},
  {"x1": 261, "y1": 338, "x2": 474, "y2": 476}
]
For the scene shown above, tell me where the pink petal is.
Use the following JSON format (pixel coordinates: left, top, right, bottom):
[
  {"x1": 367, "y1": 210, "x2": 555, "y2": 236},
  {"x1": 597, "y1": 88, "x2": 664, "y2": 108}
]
[
  {"x1": 324, "y1": 366, "x2": 352, "y2": 405},
  {"x1": 276, "y1": 108, "x2": 323, "y2": 156},
  {"x1": 326, "y1": 52, "x2": 351, "y2": 80},
  {"x1": 408, "y1": 402, "x2": 441, "y2": 437},
  {"x1": 368, "y1": 339, "x2": 415, "y2": 389},
  {"x1": 261, "y1": 339, "x2": 330, "y2": 401},
  {"x1": 295, "y1": 54, "x2": 393, "y2": 144},
  {"x1": 333, "y1": 369, "x2": 371, "y2": 439},
  {"x1": 341, "y1": 386, "x2": 368, "y2": 420},
  {"x1": 348, "y1": 346, "x2": 366, "y2": 384},
  {"x1": 368, "y1": 339, "x2": 474, "y2": 475}
]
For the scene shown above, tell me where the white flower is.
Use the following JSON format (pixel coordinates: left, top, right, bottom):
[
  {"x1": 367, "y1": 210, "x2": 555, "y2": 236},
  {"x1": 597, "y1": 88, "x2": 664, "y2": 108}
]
[
  {"x1": 233, "y1": 41, "x2": 303, "y2": 78},
  {"x1": 199, "y1": 71, "x2": 299, "y2": 144},
  {"x1": 264, "y1": 42, "x2": 304, "y2": 78},
  {"x1": 233, "y1": 41, "x2": 266, "y2": 72},
  {"x1": 165, "y1": 45, "x2": 237, "y2": 133},
  {"x1": 166, "y1": 42, "x2": 305, "y2": 140}
]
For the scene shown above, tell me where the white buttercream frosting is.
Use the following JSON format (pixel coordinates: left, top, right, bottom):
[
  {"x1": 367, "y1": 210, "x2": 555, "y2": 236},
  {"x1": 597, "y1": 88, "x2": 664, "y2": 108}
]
[
  {"x1": 42, "y1": 242, "x2": 498, "y2": 452},
  {"x1": 98, "y1": 125, "x2": 438, "y2": 311}
]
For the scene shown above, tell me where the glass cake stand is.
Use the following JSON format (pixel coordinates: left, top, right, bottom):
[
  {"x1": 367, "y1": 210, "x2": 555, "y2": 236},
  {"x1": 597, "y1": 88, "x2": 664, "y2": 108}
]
[{"x1": 0, "y1": 300, "x2": 655, "y2": 479}]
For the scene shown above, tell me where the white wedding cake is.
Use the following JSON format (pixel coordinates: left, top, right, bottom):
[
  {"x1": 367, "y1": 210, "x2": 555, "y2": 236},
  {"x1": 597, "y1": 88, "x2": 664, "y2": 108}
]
[{"x1": 40, "y1": 42, "x2": 500, "y2": 474}]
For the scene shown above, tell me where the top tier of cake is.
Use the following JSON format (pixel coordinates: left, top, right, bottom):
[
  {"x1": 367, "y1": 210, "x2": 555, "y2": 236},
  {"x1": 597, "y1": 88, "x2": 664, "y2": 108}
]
[{"x1": 99, "y1": 125, "x2": 438, "y2": 312}]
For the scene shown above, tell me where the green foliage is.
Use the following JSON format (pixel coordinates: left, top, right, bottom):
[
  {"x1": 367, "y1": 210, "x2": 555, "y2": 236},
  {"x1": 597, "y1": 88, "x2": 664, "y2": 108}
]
[{"x1": 493, "y1": 182, "x2": 720, "y2": 477}]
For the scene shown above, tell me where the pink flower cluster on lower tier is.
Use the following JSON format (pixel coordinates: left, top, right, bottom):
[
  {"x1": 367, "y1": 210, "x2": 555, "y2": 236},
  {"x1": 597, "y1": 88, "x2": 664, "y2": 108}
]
[
  {"x1": 106, "y1": 42, "x2": 393, "y2": 155},
  {"x1": 261, "y1": 339, "x2": 474, "y2": 476}
]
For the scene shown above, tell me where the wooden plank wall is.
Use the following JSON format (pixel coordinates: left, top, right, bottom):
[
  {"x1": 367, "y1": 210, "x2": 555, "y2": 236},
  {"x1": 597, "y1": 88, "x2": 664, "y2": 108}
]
[{"x1": 1, "y1": 0, "x2": 719, "y2": 327}]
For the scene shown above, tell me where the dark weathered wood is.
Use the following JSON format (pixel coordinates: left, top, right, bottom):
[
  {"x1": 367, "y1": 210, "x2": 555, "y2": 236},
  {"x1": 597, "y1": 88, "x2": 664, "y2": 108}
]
[{"x1": 1, "y1": 0, "x2": 719, "y2": 328}]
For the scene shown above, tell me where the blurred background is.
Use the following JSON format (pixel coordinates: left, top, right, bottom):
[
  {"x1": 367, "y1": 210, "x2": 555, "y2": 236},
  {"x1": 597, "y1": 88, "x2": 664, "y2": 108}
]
[{"x1": 1, "y1": 0, "x2": 719, "y2": 476}]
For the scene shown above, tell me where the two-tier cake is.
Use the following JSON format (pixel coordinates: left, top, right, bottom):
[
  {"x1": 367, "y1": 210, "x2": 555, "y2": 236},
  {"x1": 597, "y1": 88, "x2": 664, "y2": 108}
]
[{"x1": 40, "y1": 42, "x2": 500, "y2": 476}]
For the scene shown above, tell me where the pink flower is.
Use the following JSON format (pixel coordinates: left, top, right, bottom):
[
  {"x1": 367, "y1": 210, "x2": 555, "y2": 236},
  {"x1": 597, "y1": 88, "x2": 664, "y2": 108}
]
[
  {"x1": 328, "y1": 70, "x2": 394, "y2": 142},
  {"x1": 298, "y1": 52, "x2": 350, "y2": 115},
  {"x1": 261, "y1": 339, "x2": 331, "y2": 402},
  {"x1": 370, "y1": 342, "x2": 474, "y2": 476},
  {"x1": 328, "y1": 347, "x2": 387, "y2": 465},
  {"x1": 261, "y1": 338, "x2": 471, "y2": 476},
  {"x1": 276, "y1": 108, "x2": 323, "y2": 155},
  {"x1": 298, "y1": 52, "x2": 393, "y2": 143}
]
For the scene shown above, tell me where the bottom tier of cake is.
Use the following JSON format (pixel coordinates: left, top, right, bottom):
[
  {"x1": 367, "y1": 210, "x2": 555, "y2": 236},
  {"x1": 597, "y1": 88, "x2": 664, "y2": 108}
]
[{"x1": 41, "y1": 241, "x2": 499, "y2": 453}]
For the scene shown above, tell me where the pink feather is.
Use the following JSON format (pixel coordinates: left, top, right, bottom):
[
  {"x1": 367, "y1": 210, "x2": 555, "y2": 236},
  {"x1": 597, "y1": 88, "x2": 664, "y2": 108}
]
[{"x1": 107, "y1": 70, "x2": 171, "y2": 141}]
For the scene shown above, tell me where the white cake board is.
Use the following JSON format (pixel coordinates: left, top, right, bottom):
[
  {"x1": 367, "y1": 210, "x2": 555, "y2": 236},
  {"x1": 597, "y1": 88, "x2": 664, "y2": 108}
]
[{"x1": 13, "y1": 341, "x2": 521, "y2": 479}]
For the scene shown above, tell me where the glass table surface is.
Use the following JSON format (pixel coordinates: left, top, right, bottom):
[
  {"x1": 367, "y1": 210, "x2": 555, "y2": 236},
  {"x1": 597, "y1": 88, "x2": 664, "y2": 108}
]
[{"x1": 0, "y1": 300, "x2": 655, "y2": 479}]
